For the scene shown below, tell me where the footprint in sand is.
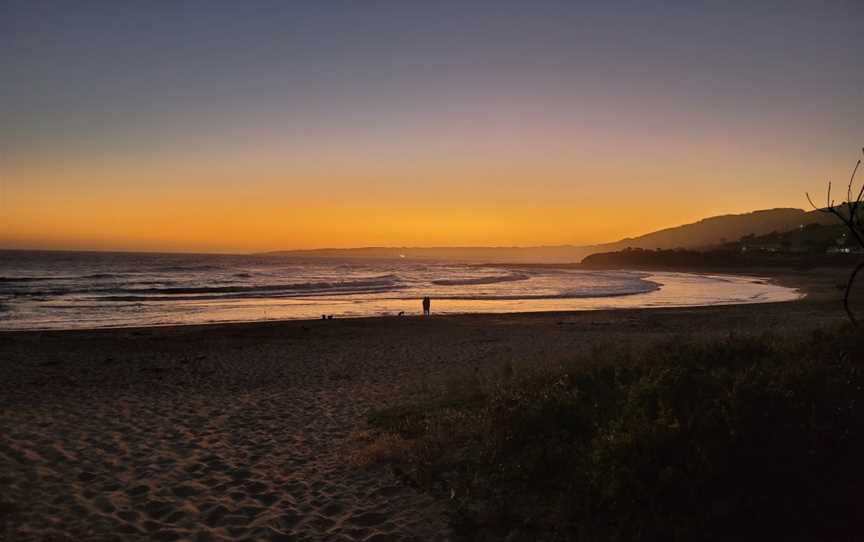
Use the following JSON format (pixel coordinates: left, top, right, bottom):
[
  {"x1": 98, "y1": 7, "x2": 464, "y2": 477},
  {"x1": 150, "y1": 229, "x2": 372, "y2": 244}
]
[{"x1": 347, "y1": 511, "x2": 386, "y2": 528}]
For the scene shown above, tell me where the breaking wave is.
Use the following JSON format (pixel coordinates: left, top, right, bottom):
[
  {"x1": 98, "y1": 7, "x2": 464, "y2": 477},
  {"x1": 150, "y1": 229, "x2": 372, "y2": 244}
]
[
  {"x1": 432, "y1": 273, "x2": 530, "y2": 286},
  {"x1": 99, "y1": 275, "x2": 402, "y2": 301}
]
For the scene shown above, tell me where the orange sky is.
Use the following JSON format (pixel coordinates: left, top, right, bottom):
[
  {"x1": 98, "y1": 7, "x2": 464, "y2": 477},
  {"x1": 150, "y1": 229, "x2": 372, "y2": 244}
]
[
  {"x1": 3, "y1": 2, "x2": 861, "y2": 253},
  {"x1": 1, "y1": 139, "x2": 849, "y2": 253}
]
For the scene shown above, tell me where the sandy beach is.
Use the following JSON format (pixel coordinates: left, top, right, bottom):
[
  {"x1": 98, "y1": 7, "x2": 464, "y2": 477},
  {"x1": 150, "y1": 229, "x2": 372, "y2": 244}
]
[
  {"x1": 0, "y1": 269, "x2": 851, "y2": 541},
  {"x1": 5, "y1": 1, "x2": 861, "y2": 537}
]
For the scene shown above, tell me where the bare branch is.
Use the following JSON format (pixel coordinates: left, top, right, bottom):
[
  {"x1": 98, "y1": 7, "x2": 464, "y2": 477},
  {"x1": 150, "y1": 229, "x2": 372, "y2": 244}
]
[
  {"x1": 843, "y1": 260, "x2": 864, "y2": 327},
  {"x1": 806, "y1": 187, "x2": 839, "y2": 215},
  {"x1": 850, "y1": 158, "x2": 862, "y2": 223},
  {"x1": 808, "y1": 148, "x2": 864, "y2": 326},
  {"x1": 805, "y1": 192, "x2": 825, "y2": 212}
]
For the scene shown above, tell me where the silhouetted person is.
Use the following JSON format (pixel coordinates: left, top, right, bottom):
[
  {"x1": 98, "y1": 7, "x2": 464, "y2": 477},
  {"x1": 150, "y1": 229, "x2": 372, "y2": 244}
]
[{"x1": 422, "y1": 296, "x2": 431, "y2": 316}]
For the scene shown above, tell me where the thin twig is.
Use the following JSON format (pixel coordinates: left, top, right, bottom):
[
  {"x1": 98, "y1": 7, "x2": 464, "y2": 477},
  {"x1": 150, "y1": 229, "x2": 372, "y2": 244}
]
[{"x1": 843, "y1": 260, "x2": 864, "y2": 327}]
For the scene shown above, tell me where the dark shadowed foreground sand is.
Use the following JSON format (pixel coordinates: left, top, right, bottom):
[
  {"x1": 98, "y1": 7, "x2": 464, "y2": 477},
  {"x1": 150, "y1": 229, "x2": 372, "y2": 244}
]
[{"x1": 0, "y1": 269, "x2": 851, "y2": 541}]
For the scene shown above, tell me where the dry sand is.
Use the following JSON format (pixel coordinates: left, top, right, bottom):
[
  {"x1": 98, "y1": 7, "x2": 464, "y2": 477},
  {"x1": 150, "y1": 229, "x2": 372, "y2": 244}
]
[{"x1": 0, "y1": 269, "x2": 851, "y2": 541}]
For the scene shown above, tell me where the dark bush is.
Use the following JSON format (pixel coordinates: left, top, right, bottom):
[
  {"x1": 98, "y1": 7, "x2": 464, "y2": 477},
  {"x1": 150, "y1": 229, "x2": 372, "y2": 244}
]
[{"x1": 370, "y1": 329, "x2": 864, "y2": 541}]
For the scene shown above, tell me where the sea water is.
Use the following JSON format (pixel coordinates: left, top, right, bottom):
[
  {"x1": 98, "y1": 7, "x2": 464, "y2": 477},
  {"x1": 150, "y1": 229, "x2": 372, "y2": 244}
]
[{"x1": 0, "y1": 251, "x2": 801, "y2": 330}]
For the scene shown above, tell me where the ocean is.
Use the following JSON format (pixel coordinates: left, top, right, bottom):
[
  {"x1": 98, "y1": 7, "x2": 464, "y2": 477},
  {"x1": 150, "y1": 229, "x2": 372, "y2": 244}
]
[{"x1": 0, "y1": 250, "x2": 801, "y2": 330}]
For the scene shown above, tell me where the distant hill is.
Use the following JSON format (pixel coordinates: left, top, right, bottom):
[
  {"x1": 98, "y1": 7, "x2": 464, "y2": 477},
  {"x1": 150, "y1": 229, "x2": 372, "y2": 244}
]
[
  {"x1": 581, "y1": 220, "x2": 859, "y2": 269},
  {"x1": 264, "y1": 207, "x2": 840, "y2": 263},
  {"x1": 592, "y1": 208, "x2": 835, "y2": 253}
]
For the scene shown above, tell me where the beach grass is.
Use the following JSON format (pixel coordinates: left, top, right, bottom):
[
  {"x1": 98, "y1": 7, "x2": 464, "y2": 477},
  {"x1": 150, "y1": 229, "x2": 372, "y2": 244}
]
[{"x1": 368, "y1": 325, "x2": 864, "y2": 540}]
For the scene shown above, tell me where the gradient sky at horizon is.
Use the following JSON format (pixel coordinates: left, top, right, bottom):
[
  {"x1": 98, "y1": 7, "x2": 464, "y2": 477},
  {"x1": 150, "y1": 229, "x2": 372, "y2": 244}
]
[{"x1": 2, "y1": 1, "x2": 862, "y2": 253}]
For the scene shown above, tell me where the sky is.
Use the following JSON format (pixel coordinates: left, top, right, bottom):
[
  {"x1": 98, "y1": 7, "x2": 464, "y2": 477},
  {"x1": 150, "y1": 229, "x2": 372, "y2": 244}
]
[{"x1": 2, "y1": 1, "x2": 862, "y2": 253}]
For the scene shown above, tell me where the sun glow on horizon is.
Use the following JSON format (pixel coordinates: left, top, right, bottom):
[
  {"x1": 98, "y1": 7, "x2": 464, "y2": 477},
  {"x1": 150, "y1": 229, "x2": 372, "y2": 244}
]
[{"x1": 2, "y1": 2, "x2": 861, "y2": 253}]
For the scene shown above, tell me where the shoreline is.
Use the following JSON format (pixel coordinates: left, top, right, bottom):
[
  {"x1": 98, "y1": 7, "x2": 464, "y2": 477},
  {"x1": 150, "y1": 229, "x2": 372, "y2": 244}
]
[{"x1": 0, "y1": 267, "x2": 817, "y2": 334}]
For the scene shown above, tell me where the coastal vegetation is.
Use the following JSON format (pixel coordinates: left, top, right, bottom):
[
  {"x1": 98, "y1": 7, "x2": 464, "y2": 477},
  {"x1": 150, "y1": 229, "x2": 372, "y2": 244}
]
[{"x1": 368, "y1": 327, "x2": 864, "y2": 540}]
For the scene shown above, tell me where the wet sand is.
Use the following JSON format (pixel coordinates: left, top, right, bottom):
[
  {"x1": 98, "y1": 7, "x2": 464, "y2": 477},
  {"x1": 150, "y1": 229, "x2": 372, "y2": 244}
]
[{"x1": 0, "y1": 269, "x2": 851, "y2": 541}]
